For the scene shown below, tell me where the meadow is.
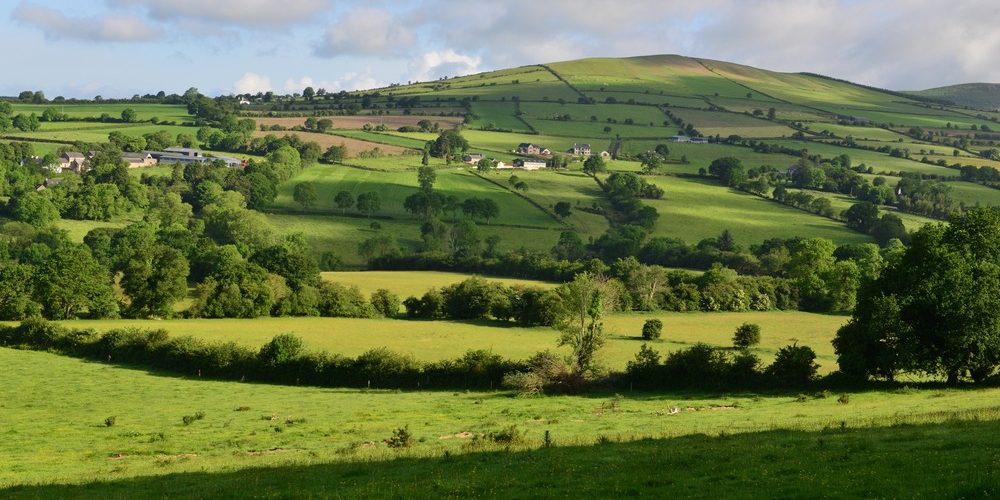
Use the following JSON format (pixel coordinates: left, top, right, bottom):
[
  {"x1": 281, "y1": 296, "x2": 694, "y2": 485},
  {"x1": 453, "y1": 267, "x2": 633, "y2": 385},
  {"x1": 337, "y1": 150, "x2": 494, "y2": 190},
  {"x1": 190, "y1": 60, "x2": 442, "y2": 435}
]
[
  {"x1": 320, "y1": 270, "x2": 558, "y2": 297},
  {"x1": 9, "y1": 103, "x2": 192, "y2": 122},
  {"x1": 1, "y1": 347, "x2": 998, "y2": 496},
  {"x1": 29, "y1": 309, "x2": 848, "y2": 372}
]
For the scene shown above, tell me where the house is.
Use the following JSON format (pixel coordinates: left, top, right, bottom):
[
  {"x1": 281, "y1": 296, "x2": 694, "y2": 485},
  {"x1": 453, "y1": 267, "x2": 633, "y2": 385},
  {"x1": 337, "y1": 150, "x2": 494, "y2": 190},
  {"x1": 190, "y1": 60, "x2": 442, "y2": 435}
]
[
  {"x1": 689, "y1": 137, "x2": 709, "y2": 144},
  {"x1": 513, "y1": 158, "x2": 546, "y2": 170},
  {"x1": 213, "y1": 155, "x2": 246, "y2": 168},
  {"x1": 494, "y1": 160, "x2": 509, "y2": 169},
  {"x1": 59, "y1": 152, "x2": 87, "y2": 173},
  {"x1": 35, "y1": 177, "x2": 64, "y2": 192},
  {"x1": 516, "y1": 143, "x2": 551, "y2": 155},
  {"x1": 669, "y1": 135, "x2": 690, "y2": 143},
  {"x1": 463, "y1": 153, "x2": 484, "y2": 164},
  {"x1": 239, "y1": 98, "x2": 251, "y2": 105},
  {"x1": 122, "y1": 152, "x2": 157, "y2": 168},
  {"x1": 569, "y1": 143, "x2": 591, "y2": 156}
]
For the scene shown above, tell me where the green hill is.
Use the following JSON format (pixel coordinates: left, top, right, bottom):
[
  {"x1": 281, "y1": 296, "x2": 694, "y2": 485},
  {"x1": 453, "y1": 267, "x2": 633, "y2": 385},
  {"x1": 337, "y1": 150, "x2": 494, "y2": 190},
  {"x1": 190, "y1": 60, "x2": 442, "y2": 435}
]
[{"x1": 907, "y1": 82, "x2": 1000, "y2": 110}]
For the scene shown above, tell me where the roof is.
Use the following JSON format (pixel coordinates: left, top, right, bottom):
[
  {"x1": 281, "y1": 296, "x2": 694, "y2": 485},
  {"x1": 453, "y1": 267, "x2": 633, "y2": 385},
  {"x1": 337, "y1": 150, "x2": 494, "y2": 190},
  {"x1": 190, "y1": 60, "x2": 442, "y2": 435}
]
[
  {"x1": 122, "y1": 152, "x2": 151, "y2": 160},
  {"x1": 62, "y1": 151, "x2": 85, "y2": 159},
  {"x1": 573, "y1": 143, "x2": 591, "y2": 148},
  {"x1": 164, "y1": 147, "x2": 202, "y2": 155},
  {"x1": 44, "y1": 177, "x2": 64, "y2": 186}
]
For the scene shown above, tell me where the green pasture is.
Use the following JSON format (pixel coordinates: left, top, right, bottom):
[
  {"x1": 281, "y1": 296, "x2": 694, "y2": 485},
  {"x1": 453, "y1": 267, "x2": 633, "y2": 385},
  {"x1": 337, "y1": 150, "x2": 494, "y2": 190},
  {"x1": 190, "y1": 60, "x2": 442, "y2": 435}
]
[
  {"x1": 668, "y1": 108, "x2": 798, "y2": 138},
  {"x1": 638, "y1": 175, "x2": 870, "y2": 245},
  {"x1": 520, "y1": 102, "x2": 669, "y2": 126},
  {"x1": 31, "y1": 310, "x2": 846, "y2": 371},
  {"x1": 271, "y1": 165, "x2": 560, "y2": 229},
  {"x1": 8, "y1": 103, "x2": 191, "y2": 123},
  {"x1": 764, "y1": 139, "x2": 955, "y2": 176},
  {"x1": 581, "y1": 90, "x2": 710, "y2": 108},
  {"x1": 522, "y1": 117, "x2": 671, "y2": 139},
  {"x1": 11, "y1": 123, "x2": 198, "y2": 144},
  {"x1": 468, "y1": 101, "x2": 534, "y2": 133},
  {"x1": 320, "y1": 270, "x2": 558, "y2": 298},
  {"x1": 329, "y1": 130, "x2": 429, "y2": 150},
  {"x1": 1, "y1": 347, "x2": 998, "y2": 496},
  {"x1": 804, "y1": 123, "x2": 910, "y2": 141},
  {"x1": 782, "y1": 188, "x2": 937, "y2": 231},
  {"x1": 504, "y1": 170, "x2": 610, "y2": 237}
]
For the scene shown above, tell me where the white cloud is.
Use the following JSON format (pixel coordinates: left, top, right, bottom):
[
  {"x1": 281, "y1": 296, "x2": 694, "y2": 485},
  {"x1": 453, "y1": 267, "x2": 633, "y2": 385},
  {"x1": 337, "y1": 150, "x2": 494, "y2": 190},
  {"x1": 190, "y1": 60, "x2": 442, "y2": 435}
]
[
  {"x1": 11, "y1": 1, "x2": 163, "y2": 42},
  {"x1": 283, "y1": 71, "x2": 385, "y2": 93},
  {"x1": 109, "y1": 0, "x2": 332, "y2": 27},
  {"x1": 314, "y1": 7, "x2": 414, "y2": 57},
  {"x1": 408, "y1": 50, "x2": 481, "y2": 82},
  {"x1": 233, "y1": 72, "x2": 273, "y2": 94}
]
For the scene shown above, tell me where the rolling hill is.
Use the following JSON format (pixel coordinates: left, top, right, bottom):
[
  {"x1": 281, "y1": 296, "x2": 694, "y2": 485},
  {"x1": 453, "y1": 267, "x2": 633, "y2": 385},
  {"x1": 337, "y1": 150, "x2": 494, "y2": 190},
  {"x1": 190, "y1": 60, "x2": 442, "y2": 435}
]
[{"x1": 908, "y1": 83, "x2": 1000, "y2": 110}]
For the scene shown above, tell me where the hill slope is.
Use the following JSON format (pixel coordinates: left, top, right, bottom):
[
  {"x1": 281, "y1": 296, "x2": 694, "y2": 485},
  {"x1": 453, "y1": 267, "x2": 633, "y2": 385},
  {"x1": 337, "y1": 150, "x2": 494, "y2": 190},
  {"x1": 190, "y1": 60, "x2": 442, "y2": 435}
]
[{"x1": 908, "y1": 83, "x2": 1000, "y2": 110}]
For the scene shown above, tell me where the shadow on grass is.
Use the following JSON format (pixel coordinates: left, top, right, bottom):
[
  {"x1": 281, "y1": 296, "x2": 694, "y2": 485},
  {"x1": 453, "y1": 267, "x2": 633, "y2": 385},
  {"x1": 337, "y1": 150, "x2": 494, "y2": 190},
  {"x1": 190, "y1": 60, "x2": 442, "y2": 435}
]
[{"x1": 4, "y1": 418, "x2": 998, "y2": 498}]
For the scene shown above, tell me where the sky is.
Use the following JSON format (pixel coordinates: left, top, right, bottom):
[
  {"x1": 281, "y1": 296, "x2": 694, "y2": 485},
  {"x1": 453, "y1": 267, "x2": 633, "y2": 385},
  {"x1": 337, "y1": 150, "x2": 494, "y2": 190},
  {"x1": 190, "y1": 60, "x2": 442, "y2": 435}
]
[{"x1": 4, "y1": 0, "x2": 1000, "y2": 98}]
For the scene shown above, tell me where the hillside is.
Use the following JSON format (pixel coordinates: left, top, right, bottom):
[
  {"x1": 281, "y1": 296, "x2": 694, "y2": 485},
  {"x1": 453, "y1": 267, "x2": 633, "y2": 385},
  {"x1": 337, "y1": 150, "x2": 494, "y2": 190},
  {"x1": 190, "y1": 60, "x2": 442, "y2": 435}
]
[{"x1": 908, "y1": 83, "x2": 1000, "y2": 110}]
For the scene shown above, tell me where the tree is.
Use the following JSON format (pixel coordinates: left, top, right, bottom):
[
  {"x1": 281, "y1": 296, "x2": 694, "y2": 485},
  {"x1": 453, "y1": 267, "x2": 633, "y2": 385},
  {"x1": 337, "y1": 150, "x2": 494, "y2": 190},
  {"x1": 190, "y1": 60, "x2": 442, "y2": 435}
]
[
  {"x1": 120, "y1": 108, "x2": 138, "y2": 123},
  {"x1": 316, "y1": 118, "x2": 333, "y2": 132},
  {"x1": 708, "y1": 157, "x2": 746, "y2": 187},
  {"x1": 557, "y1": 272, "x2": 617, "y2": 375},
  {"x1": 358, "y1": 234, "x2": 400, "y2": 260},
  {"x1": 428, "y1": 130, "x2": 468, "y2": 158},
  {"x1": 417, "y1": 166, "x2": 436, "y2": 193},
  {"x1": 371, "y1": 289, "x2": 400, "y2": 318},
  {"x1": 303, "y1": 86, "x2": 316, "y2": 101},
  {"x1": 476, "y1": 157, "x2": 493, "y2": 172},
  {"x1": 293, "y1": 182, "x2": 318, "y2": 209},
  {"x1": 844, "y1": 202, "x2": 881, "y2": 233},
  {"x1": 461, "y1": 197, "x2": 500, "y2": 224},
  {"x1": 552, "y1": 231, "x2": 586, "y2": 261},
  {"x1": 553, "y1": 201, "x2": 572, "y2": 219},
  {"x1": 421, "y1": 149, "x2": 429, "y2": 166},
  {"x1": 582, "y1": 154, "x2": 607, "y2": 176},
  {"x1": 639, "y1": 151, "x2": 663, "y2": 173},
  {"x1": 334, "y1": 190, "x2": 354, "y2": 214},
  {"x1": 35, "y1": 243, "x2": 118, "y2": 319},
  {"x1": 356, "y1": 192, "x2": 382, "y2": 217},
  {"x1": 732, "y1": 323, "x2": 761, "y2": 349},
  {"x1": 304, "y1": 117, "x2": 317, "y2": 130},
  {"x1": 835, "y1": 208, "x2": 1000, "y2": 384},
  {"x1": 642, "y1": 319, "x2": 663, "y2": 340},
  {"x1": 13, "y1": 193, "x2": 59, "y2": 227},
  {"x1": 120, "y1": 245, "x2": 189, "y2": 318},
  {"x1": 321, "y1": 144, "x2": 347, "y2": 163}
]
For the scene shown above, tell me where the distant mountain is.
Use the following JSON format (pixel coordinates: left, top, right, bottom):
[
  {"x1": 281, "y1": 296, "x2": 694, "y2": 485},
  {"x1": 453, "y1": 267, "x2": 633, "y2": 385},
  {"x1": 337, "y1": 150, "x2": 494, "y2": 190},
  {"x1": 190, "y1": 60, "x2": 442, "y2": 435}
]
[{"x1": 907, "y1": 83, "x2": 1000, "y2": 110}]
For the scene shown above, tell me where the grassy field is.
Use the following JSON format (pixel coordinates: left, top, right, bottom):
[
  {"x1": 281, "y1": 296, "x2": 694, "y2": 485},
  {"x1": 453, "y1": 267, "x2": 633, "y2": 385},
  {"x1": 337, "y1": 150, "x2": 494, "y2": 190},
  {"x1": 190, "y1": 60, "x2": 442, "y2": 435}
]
[
  {"x1": 9, "y1": 123, "x2": 198, "y2": 144},
  {"x1": 9, "y1": 103, "x2": 192, "y2": 122},
  {"x1": 1, "y1": 347, "x2": 998, "y2": 496},
  {"x1": 640, "y1": 175, "x2": 871, "y2": 245},
  {"x1": 270, "y1": 165, "x2": 561, "y2": 229},
  {"x1": 321, "y1": 270, "x2": 558, "y2": 297},
  {"x1": 31, "y1": 310, "x2": 849, "y2": 372}
]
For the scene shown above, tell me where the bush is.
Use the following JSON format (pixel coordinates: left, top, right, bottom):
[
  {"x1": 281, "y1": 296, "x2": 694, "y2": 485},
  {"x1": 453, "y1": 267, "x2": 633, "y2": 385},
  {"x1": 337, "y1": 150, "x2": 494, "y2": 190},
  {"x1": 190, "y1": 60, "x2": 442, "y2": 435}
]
[
  {"x1": 767, "y1": 344, "x2": 819, "y2": 387},
  {"x1": 641, "y1": 319, "x2": 663, "y2": 340},
  {"x1": 370, "y1": 289, "x2": 400, "y2": 318},
  {"x1": 104, "y1": 416, "x2": 117, "y2": 427},
  {"x1": 732, "y1": 322, "x2": 761, "y2": 349},
  {"x1": 387, "y1": 426, "x2": 413, "y2": 448},
  {"x1": 838, "y1": 394, "x2": 850, "y2": 404},
  {"x1": 258, "y1": 334, "x2": 304, "y2": 366}
]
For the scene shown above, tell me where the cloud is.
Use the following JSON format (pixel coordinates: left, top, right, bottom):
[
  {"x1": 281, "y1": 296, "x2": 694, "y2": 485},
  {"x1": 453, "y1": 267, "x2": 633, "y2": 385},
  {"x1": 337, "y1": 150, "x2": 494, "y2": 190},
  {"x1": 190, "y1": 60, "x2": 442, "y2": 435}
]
[
  {"x1": 314, "y1": 7, "x2": 414, "y2": 57},
  {"x1": 283, "y1": 71, "x2": 385, "y2": 93},
  {"x1": 11, "y1": 1, "x2": 163, "y2": 42},
  {"x1": 233, "y1": 72, "x2": 273, "y2": 94},
  {"x1": 408, "y1": 50, "x2": 481, "y2": 82},
  {"x1": 108, "y1": 0, "x2": 332, "y2": 27}
]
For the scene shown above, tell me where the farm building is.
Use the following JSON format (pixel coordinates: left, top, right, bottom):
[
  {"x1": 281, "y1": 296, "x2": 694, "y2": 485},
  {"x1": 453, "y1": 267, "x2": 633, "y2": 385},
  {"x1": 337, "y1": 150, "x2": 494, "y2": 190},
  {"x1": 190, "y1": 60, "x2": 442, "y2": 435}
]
[
  {"x1": 123, "y1": 152, "x2": 157, "y2": 168},
  {"x1": 690, "y1": 137, "x2": 709, "y2": 144},
  {"x1": 34, "y1": 177, "x2": 64, "y2": 192},
  {"x1": 513, "y1": 158, "x2": 546, "y2": 170},
  {"x1": 59, "y1": 151, "x2": 88, "y2": 173},
  {"x1": 669, "y1": 135, "x2": 690, "y2": 143},
  {"x1": 569, "y1": 143, "x2": 592, "y2": 156},
  {"x1": 516, "y1": 143, "x2": 551, "y2": 155},
  {"x1": 463, "y1": 153, "x2": 484, "y2": 164},
  {"x1": 148, "y1": 148, "x2": 244, "y2": 168}
]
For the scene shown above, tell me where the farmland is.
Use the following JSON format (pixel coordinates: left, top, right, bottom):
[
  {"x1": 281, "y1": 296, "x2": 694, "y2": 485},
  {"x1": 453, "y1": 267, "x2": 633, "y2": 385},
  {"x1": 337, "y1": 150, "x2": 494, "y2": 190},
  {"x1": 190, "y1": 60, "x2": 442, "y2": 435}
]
[{"x1": 6, "y1": 48, "x2": 1000, "y2": 498}]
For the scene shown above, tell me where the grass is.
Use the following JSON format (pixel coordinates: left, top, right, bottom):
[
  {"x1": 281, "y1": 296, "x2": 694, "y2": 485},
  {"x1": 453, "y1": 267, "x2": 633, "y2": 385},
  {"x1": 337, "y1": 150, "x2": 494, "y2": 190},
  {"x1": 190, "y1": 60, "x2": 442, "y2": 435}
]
[
  {"x1": 1, "y1": 347, "x2": 998, "y2": 495},
  {"x1": 321, "y1": 270, "x2": 558, "y2": 298},
  {"x1": 639, "y1": 175, "x2": 871, "y2": 245},
  {"x1": 668, "y1": 108, "x2": 799, "y2": 138},
  {"x1": 9, "y1": 103, "x2": 192, "y2": 123},
  {"x1": 270, "y1": 165, "x2": 560, "y2": 229},
  {"x1": 31, "y1": 310, "x2": 849, "y2": 371},
  {"x1": 10, "y1": 124, "x2": 198, "y2": 144},
  {"x1": 783, "y1": 188, "x2": 937, "y2": 231}
]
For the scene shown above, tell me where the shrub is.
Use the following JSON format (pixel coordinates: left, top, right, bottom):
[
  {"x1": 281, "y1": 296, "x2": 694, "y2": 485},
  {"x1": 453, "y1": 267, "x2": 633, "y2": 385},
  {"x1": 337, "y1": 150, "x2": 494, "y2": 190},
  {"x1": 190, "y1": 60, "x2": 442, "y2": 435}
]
[
  {"x1": 104, "y1": 416, "x2": 117, "y2": 427},
  {"x1": 258, "y1": 334, "x2": 304, "y2": 366},
  {"x1": 370, "y1": 289, "x2": 401, "y2": 318},
  {"x1": 767, "y1": 344, "x2": 819, "y2": 387},
  {"x1": 838, "y1": 394, "x2": 851, "y2": 404},
  {"x1": 732, "y1": 322, "x2": 761, "y2": 349},
  {"x1": 387, "y1": 426, "x2": 413, "y2": 448},
  {"x1": 641, "y1": 319, "x2": 663, "y2": 340}
]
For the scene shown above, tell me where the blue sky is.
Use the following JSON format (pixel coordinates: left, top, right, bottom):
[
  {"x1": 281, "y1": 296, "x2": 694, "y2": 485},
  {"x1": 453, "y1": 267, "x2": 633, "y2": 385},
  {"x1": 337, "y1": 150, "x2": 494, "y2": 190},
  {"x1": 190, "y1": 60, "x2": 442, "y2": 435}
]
[{"x1": 5, "y1": 0, "x2": 1000, "y2": 98}]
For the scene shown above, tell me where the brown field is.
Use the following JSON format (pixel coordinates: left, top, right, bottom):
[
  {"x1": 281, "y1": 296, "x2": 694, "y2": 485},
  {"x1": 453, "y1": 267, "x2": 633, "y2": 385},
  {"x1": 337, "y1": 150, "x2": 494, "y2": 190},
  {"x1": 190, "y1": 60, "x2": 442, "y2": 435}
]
[
  {"x1": 252, "y1": 130, "x2": 411, "y2": 156},
  {"x1": 255, "y1": 115, "x2": 465, "y2": 130}
]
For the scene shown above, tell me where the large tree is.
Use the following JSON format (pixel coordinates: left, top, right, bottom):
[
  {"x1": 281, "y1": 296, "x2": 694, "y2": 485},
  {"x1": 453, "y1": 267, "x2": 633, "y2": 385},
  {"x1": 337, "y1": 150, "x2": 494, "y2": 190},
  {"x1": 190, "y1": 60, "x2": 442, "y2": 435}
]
[{"x1": 835, "y1": 208, "x2": 1000, "y2": 384}]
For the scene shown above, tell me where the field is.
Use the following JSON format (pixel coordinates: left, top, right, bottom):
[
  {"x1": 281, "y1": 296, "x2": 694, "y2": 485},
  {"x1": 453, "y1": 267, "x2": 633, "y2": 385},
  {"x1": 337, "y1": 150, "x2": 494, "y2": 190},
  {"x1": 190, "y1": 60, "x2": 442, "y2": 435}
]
[
  {"x1": 9, "y1": 103, "x2": 192, "y2": 122},
  {"x1": 252, "y1": 130, "x2": 411, "y2": 156},
  {"x1": 640, "y1": 176, "x2": 871, "y2": 245},
  {"x1": 321, "y1": 270, "x2": 558, "y2": 298},
  {"x1": 29, "y1": 310, "x2": 847, "y2": 371},
  {"x1": 253, "y1": 115, "x2": 464, "y2": 130},
  {"x1": 1, "y1": 347, "x2": 998, "y2": 496}
]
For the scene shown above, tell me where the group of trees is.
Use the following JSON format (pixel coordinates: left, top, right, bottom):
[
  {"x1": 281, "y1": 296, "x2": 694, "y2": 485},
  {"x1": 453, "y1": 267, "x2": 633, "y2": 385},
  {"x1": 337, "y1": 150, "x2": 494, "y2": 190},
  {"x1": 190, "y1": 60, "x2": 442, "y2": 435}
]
[
  {"x1": 0, "y1": 102, "x2": 39, "y2": 133},
  {"x1": 835, "y1": 208, "x2": 1000, "y2": 384}
]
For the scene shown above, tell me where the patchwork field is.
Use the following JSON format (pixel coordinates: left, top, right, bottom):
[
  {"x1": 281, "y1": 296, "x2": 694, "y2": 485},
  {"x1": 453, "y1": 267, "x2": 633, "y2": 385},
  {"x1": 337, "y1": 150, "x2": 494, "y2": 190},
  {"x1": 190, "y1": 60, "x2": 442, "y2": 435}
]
[
  {"x1": 252, "y1": 131, "x2": 411, "y2": 156},
  {"x1": 253, "y1": 115, "x2": 464, "y2": 130}
]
